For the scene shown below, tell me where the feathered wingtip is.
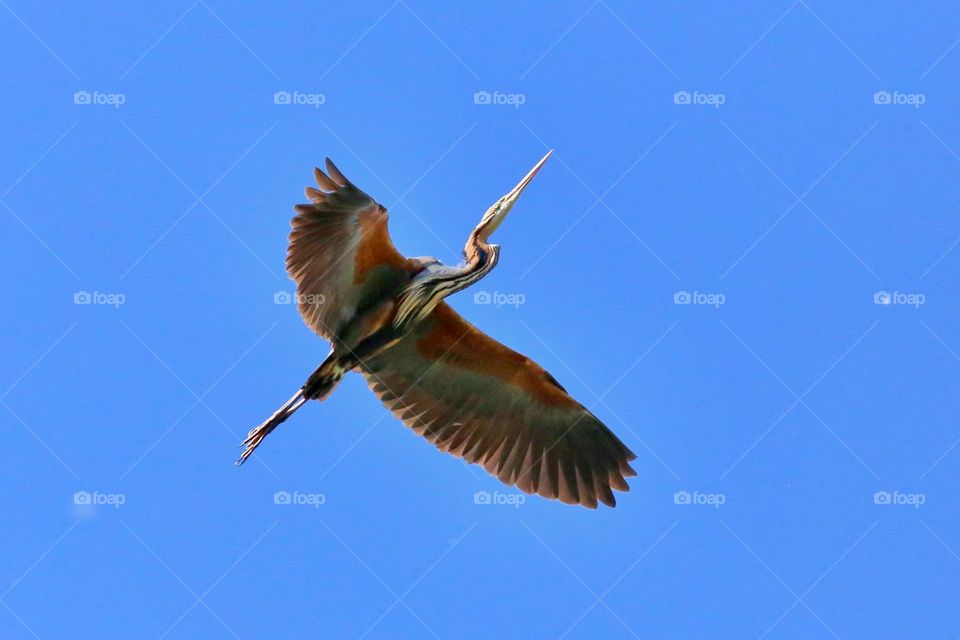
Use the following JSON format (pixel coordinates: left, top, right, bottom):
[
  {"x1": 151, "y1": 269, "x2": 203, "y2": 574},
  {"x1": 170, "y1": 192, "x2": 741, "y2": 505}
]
[
  {"x1": 323, "y1": 158, "x2": 352, "y2": 188},
  {"x1": 313, "y1": 165, "x2": 338, "y2": 191},
  {"x1": 303, "y1": 158, "x2": 357, "y2": 203}
]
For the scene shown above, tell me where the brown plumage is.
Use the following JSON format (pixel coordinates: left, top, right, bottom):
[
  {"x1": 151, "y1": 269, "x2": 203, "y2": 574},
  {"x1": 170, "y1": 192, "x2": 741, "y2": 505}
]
[{"x1": 362, "y1": 303, "x2": 636, "y2": 508}]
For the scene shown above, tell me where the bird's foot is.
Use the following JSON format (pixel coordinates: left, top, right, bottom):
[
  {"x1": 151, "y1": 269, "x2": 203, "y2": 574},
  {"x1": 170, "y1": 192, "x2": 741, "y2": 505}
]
[
  {"x1": 236, "y1": 415, "x2": 279, "y2": 466},
  {"x1": 235, "y1": 392, "x2": 304, "y2": 466}
]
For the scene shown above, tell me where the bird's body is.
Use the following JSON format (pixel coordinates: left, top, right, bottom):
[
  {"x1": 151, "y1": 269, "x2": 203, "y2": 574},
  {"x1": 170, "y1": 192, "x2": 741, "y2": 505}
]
[{"x1": 238, "y1": 154, "x2": 636, "y2": 509}]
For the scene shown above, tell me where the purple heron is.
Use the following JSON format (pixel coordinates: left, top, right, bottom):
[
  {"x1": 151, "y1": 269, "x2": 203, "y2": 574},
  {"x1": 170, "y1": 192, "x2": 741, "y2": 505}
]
[{"x1": 238, "y1": 153, "x2": 636, "y2": 508}]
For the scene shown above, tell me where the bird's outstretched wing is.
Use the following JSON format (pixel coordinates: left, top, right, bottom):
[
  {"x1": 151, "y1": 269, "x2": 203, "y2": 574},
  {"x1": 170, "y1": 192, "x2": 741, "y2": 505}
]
[
  {"x1": 360, "y1": 303, "x2": 637, "y2": 508},
  {"x1": 287, "y1": 159, "x2": 414, "y2": 342}
]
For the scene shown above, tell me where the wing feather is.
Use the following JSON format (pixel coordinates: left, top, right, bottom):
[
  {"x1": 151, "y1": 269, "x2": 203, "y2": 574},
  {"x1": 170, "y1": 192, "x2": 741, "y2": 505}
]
[
  {"x1": 360, "y1": 302, "x2": 636, "y2": 509},
  {"x1": 287, "y1": 160, "x2": 416, "y2": 342}
]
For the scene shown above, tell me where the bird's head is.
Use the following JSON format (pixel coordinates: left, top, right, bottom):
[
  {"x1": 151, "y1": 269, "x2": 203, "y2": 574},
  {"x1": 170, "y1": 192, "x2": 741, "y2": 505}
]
[{"x1": 471, "y1": 150, "x2": 552, "y2": 246}]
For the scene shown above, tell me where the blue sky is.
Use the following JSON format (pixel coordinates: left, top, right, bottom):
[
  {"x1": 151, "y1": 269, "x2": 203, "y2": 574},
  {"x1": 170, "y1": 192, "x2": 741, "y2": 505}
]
[{"x1": 2, "y1": 1, "x2": 959, "y2": 638}]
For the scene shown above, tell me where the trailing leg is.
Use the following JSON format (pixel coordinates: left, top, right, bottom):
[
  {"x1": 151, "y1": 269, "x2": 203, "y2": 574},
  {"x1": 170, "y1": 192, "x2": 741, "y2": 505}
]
[{"x1": 236, "y1": 353, "x2": 346, "y2": 465}]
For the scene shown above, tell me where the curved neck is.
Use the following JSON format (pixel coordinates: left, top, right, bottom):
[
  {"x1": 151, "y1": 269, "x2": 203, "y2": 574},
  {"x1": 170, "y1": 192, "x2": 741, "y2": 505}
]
[
  {"x1": 426, "y1": 239, "x2": 498, "y2": 302},
  {"x1": 392, "y1": 239, "x2": 499, "y2": 331},
  {"x1": 457, "y1": 236, "x2": 499, "y2": 293},
  {"x1": 464, "y1": 232, "x2": 492, "y2": 268}
]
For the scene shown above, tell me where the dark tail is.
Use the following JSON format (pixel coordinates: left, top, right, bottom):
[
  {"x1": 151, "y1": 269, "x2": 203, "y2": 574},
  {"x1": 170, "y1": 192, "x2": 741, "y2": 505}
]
[{"x1": 236, "y1": 356, "x2": 345, "y2": 465}]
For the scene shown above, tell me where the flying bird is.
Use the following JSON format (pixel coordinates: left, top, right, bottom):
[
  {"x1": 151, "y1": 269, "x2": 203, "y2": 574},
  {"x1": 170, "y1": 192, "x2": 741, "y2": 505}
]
[{"x1": 238, "y1": 152, "x2": 636, "y2": 508}]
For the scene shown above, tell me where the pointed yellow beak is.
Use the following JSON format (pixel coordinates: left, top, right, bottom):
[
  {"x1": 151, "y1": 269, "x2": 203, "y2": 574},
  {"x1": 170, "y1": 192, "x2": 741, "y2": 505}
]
[
  {"x1": 475, "y1": 150, "x2": 552, "y2": 242},
  {"x1": 504, "y1": 149, "x2": 552, "y2": 206}
]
